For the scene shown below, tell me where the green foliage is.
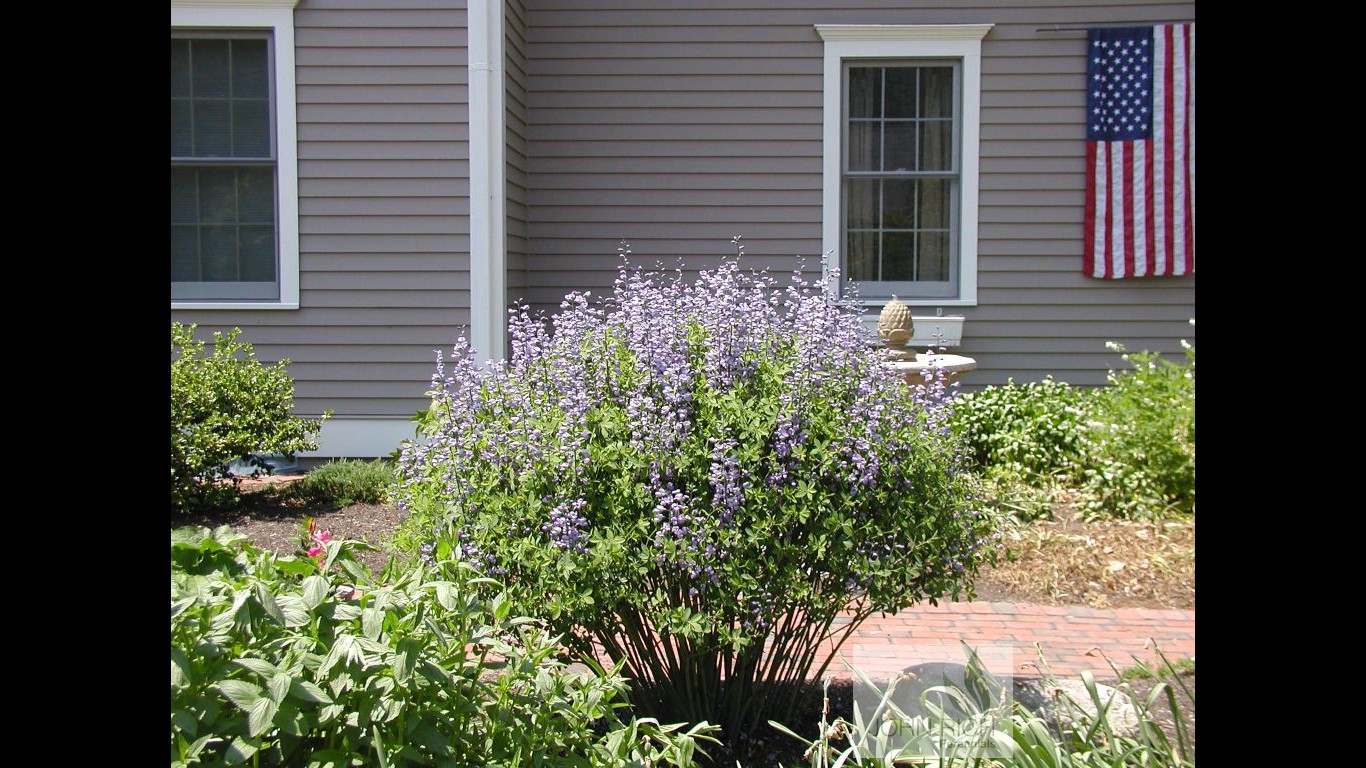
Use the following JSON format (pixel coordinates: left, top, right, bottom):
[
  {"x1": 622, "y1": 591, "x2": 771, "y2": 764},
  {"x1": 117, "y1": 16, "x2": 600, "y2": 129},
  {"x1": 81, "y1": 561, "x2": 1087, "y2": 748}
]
[
  {"x1": 170, "y1": 527, "x2": 719, "y2": 767},
  {"x1": 1120, "y1": 656, "x2": 1195, "y2": 681},
  {"x1": 771, "y1": 645, "x2": 1194, "y2": 767},
  {"x1": 949, "y1": 376, "x2": 1093, "y2": 480},
  {"x1": 279, "y1": 459, "x2": 397, "y2": 507},
  {"x1": 172, "y1": 323, "x2": 330, "y2": 513},
  {"x1": 949, "y1": 328, "x2": 1195, "y2": 520},
  {"x1": 1078, "y1": 340, "x2": 1196, "y2": 519}
]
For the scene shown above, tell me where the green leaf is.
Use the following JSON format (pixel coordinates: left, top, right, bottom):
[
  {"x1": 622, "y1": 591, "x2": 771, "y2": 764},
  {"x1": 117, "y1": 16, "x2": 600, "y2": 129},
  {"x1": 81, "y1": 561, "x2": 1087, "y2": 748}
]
[
  {"x1": 302, "y1": 576, "x2": 330, "y2": 609},
  {"x1": 274, "y1": 556, "x2": 315, "y2": 576},
  {"x1": 305, "y1": 749, "x2": 354, "y2": 768},
  {"x1": 171, "y1": 597, "x2": 196, "y2": 620},
  {"x1": 181, "y1": 734, "x2": 217, "y2": 760},
  {"x1": 170, "y1": 648, "x2": 191, "y2": 689},
  {"x1": 409, "y1": 720, "x2": 451, "y2": 756},
  {"x1": 247, "y1": 696, "x2": 279, "y2": 738},
  {"x1": 170, "y1": 709, "x2": 198, "y2": 737},
  {"x1": 223, "y1": 735, "x2": 259, "y2": 765},
  {"x1": 254, "y1": 582, "x2": 286, "y2": 624},
  {"x1": 277, "y1": 595, "x2": 312, "y2": 627},
  {"x1": 288, "y1": 679, "x2": 334, "y2": 705},
  {"x1": 434, "y1": 582, "x2": 455, "y2": 610},
  {"x1": 268, "y1": 673, "x2": 292, "y2": 705},
  {"x1": 393, "y1": 638, "x2": 419, "y2": 685},
  {"x1": 216, "y1": 680, "x2": 263, "y2": 710},
  {"x1": 232, "y1": 657, "x2": 279, "y2": 680},
  {"x1": 362, "y1": 606, "x2": 383, "y2": 640}
]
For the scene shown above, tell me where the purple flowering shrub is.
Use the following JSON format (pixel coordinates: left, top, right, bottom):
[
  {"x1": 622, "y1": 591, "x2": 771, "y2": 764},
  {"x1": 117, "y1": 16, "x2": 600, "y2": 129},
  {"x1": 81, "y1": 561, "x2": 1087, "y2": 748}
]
[{"x1": 396, "y1": 255, "x2": 1001, "y2": 740}]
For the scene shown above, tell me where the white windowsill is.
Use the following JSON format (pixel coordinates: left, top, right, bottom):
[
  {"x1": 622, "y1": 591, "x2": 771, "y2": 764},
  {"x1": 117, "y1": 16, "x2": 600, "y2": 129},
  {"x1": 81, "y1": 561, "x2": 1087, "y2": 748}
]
[{"x1": 172, "y1": 302, "x2": 300, "y2": 310}]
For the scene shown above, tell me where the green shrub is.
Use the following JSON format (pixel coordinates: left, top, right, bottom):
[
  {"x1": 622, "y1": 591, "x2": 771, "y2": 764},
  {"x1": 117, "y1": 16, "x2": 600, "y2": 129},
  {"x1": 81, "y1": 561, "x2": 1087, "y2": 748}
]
[
  {"x1": 280, "y1": 459, "x2": 396, "y2": 507},
  {"x1": 1079, "y1": 339, "x2": 1195, "y2": 519},
  {"x1": 395, "y1": 257, "x2": 1002, "y2": 742},
  {"x1": 949, "y1": 328, "x2": 1195, "y2": 521},
  {"x1": 949, "y1": 376, "x2": 1092, "y2": 481},
  {"x1": 171, "y1": 323, "x2": 330, "y2": 512},
  {"x1": 170, "y1": 526, "x2": 718, "y2": 767}
]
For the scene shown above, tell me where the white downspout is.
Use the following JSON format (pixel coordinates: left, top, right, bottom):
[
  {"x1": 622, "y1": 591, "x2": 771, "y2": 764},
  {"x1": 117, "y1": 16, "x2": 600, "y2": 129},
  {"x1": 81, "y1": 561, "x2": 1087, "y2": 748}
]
[{"x1": 467, "y1": 0, "x2": 506, "y2": 363}]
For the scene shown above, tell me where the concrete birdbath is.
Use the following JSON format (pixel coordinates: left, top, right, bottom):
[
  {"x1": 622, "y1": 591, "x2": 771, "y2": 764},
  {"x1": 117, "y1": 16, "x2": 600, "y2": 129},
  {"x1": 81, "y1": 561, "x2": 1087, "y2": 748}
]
[{"x1": 875, "y1": 296, "x2": 977, "y2": 388}]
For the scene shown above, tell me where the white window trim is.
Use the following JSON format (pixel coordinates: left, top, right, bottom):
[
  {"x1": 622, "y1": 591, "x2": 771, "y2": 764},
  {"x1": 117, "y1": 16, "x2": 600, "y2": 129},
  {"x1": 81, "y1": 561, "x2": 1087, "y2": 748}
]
[
  {"x1": 171, "y1": 0, "x2": 301, "y2": 310},
  {"x1": 816, "y1": 24, "x2": 991, "y2": 308}
]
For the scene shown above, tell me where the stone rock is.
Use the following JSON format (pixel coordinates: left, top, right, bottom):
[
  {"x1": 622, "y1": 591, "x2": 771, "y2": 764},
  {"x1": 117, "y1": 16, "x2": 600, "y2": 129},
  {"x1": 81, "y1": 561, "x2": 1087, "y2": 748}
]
[{"x1": 1012, "y1": 678, "x2": 1140, "y2": 737}]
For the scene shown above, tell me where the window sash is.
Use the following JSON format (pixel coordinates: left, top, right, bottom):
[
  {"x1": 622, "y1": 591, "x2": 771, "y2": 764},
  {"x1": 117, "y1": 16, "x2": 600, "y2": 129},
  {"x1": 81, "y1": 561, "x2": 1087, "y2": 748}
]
[
  {"x1": 841, "y1": 61, "x2": 961, "y2": 300},
  {"x1": 171, "y1": 32, "x2": 279, "y2": 301}
]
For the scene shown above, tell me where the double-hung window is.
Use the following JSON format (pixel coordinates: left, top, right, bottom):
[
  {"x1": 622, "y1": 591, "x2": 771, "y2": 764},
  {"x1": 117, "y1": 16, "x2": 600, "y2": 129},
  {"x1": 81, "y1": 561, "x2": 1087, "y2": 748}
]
[
  {"x1": 171, "y1": 35, "x2": 276, "y2": 300},
  {"x1": 817, "y1": 25, "x2": 991, "y2": 307},
  {"x1": 171, "y1": 1, "x2": 299, "y2": 309}
]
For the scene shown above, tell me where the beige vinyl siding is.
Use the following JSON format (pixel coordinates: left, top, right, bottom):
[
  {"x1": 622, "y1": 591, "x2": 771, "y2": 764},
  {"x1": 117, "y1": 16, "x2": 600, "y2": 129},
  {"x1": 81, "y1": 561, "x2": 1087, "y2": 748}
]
[
  {"x1": 171, "y1": 0, "x2": 471, "y2": 422},
  {"x1": 522, "y1": 0, "x2": 1195, "y2": 387}
]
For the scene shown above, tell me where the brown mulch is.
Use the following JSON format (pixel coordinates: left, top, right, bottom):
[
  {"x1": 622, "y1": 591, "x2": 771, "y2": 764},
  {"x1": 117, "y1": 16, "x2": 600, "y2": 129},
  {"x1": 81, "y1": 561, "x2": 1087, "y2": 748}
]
[
  {"x1": 971, "y1": 501, "x2": 1195, "y2": 610},
  {"x1": 171, "y1": 476, "x2": 404, "y2": 576}
]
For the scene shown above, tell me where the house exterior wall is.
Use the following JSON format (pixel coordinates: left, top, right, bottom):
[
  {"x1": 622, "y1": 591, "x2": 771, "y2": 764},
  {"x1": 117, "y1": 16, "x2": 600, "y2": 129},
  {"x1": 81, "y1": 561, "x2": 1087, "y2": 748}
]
[
  {"x1": 171, "y1": 0, "x2": 473, "y2": 455},
  {"x1": 521, "y1": 0, "x2": 1196, "y2": 387},
  {"x1": 506, "y1": 0, "x2": 530, "y2": 308}
]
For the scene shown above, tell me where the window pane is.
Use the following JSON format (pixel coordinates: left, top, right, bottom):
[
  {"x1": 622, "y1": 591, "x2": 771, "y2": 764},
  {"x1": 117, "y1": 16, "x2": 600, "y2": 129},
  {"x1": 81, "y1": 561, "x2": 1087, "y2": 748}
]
[
  {"x1": 846, "y1": 232, "x2": 878, "y2": 282},
  {"x1": 193, "y1": 99, "x2": 231, "y2": 157},
  {"x1": 171, "y1": 100, "x2": 193, "y2": 156},
  {"x1": 171, "y1": 226, "x2": 199, "y2": 281},
  {"x1": 232, "y1": 39, "x2": 270, "y2": 99},
  {"x1": 192, "y1": 39, "x2": 231, "y2": 98},
  {"x1": 239, "y1": 225, "x2": 277, "y2": 281},
  {"x1": 881, "y1": 232, "x2": 915, "y2": 281},
  {"x1": 198, "y1": 169, "x2": 237, "y2": 224},
  {"x1": 919, "y1": 119, "x2": 953, "y2": 171},
  {"x1": 238, "y1": 168, "x2": 275, "y2": 223},
  {"x1": 918, "y1": 179, "x2": 950, "y2": 230},
  {"x1": 171, "y1": 40, "x2": 191, "y2": 97},
  {"x1": 882, "y1": 180, "x2": 916, "y2": 229},
  {"x1": 883, "y1": 122, "x2": 916, "y2": 172},
  {"x1": 847, "y1": 121, "x2": 879, "y2": 172},
  {"x1": 848, "y1": 67, "x2": 880, "y2": 118},
  {"x1": 884, "y1": 68, "x2": 918, "y2": 119},
  {"x1": 171, "y1": 169, "x2": 198, "y2": 224},
  {"x1": 847, "y1": 179, "x2": 878, "y2": 229},
  {"x1": 233, "y1": 100, "x2": 271, "y2": 157},
  {"x1": 920, "y1": 67, "x2": 954, "y2": 119},
  {"x1": 917, "y1": 232, "x2": 950, "y2": 281},
  {"x1": 201, "y1": 226, "x2": 239, "y2": 281}
]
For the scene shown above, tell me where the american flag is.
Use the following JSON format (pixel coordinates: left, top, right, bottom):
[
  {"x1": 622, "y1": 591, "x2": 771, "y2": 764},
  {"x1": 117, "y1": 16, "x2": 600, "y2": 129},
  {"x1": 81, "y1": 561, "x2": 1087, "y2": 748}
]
[{"x1": 1083, "y1": 23, "x2": 1195, "y2": 279}]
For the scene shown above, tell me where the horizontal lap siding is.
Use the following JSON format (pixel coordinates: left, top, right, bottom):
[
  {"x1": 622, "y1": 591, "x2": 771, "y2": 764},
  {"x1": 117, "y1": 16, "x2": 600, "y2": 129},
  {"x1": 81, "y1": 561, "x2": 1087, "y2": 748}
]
[
  {"x1": 171, "y1": 0, "x2": 471, "y2": 423},
  {"x1": 523, "y1": 0, "x2": 1195, "y2": 387},
  {"x1": 507, "y1": 0, "x2": 530, "y2": 308}
]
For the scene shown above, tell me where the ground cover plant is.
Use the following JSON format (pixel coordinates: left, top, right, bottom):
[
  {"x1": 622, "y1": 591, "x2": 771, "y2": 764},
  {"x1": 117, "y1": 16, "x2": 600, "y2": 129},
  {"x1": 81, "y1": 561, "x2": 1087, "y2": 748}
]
[
  {"x1": 949, "y1": 326, "x2": 1195, "y2": 520},
  {"x1": 394, "y1": 252, "x2": 1004, "y2": 743},
  {"x1": 170, "y1": 526, "x2": 719, "y2": 767}
]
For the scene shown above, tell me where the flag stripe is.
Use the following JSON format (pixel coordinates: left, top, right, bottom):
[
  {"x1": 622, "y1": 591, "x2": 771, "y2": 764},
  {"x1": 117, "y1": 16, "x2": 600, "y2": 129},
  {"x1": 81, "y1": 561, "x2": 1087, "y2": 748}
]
[
  {"x1": 1083, "y1": 141, "x2": 1100, "y2": 277},
  {"x1": 1121, "y1": 141, "x2": 1135, "y2": 279},
  {"x1": 1083, "y1": 23, "x2": 1193, "y2": 278}
]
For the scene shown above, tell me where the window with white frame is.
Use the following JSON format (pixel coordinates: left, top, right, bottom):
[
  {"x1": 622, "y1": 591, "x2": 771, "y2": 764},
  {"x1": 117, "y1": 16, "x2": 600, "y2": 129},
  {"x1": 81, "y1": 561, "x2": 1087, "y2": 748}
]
[
  {"x1": 817, "y1": 25, "x2": 991, "y2": 307},
  {"x1": 172, "y1": 1, "x2": 300, "y2": 309}
]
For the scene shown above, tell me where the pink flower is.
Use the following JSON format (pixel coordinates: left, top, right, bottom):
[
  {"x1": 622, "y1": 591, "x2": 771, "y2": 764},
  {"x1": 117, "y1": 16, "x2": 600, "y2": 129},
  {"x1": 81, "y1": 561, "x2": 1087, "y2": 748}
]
[
  {"x1": 307, "y1": 544, "x2": 325, "y2": 559},
  {"x1": 312, "y1": 529, "x2": 332, "y2": 545}
]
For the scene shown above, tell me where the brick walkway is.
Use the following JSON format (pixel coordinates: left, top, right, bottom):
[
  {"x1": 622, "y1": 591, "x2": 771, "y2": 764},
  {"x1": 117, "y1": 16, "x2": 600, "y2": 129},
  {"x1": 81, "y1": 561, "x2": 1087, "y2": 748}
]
[{"x1": 820, "y1": 600, "x2": 1195, "y2": 682}]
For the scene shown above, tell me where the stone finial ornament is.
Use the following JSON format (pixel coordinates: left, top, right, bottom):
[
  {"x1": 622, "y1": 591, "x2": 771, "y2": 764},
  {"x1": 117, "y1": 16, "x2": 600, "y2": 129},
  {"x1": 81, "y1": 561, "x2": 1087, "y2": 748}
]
[{"x1": 877, "y1": 296, "x2": 917, "y2": 360}]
